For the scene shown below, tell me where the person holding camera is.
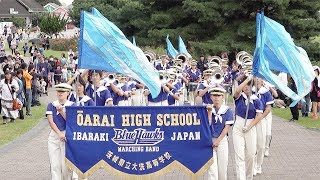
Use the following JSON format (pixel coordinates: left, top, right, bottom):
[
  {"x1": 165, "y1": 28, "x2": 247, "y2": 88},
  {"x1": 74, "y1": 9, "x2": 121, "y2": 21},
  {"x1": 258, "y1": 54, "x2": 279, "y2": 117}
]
[{"x1": 0, "y1": 70, "x2": 19, "y2": 124}]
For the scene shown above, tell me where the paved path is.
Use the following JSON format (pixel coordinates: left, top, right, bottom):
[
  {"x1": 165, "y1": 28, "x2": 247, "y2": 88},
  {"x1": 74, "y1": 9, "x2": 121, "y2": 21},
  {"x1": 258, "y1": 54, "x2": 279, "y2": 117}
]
[{"x1": 0, "y1": 89, "x2": 320, "y2": 179}]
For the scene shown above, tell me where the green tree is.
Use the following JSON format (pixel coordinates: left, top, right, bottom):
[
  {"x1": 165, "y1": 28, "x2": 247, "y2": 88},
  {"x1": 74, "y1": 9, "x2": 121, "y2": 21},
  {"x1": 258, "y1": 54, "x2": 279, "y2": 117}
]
[
  {"x1": 10, "y1": 16, "x2": 26, "y2": 28},
  {"x1": 71, "y1": 0, "x2": 320, "y2": 61},
  {"x1": 39, "y1": 14, "x2": 67, "y2": 37}
]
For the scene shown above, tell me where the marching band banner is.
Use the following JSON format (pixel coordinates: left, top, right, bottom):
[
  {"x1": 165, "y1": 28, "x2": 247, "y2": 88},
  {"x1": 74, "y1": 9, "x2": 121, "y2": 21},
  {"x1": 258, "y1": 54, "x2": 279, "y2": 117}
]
[{"x1": 65, "y1": 106, "x2": 213, "y2": 179}]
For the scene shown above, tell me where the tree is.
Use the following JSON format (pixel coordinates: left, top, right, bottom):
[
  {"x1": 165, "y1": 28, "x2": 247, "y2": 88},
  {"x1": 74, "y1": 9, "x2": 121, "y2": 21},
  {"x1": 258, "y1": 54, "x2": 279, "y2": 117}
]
[
  {"x1": 39, "y1": 14, "x2": 67, "y2": 37},
  {"x1": 10, "y1": 16, "x2": 26, "y2": 28},
  {"x1": 71, "y1": 0, "x2": 320, "y2": 61}
]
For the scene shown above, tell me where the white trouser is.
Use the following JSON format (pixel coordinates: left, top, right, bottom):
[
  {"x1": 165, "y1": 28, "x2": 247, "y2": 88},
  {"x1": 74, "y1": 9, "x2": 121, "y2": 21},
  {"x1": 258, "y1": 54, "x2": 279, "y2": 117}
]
[
  {"x1": 178, "y1": 91, "x2": 184, "y2": 105},
  {"x1": 131, "y1": 89, "x2": 143, "y2": 106},
  {"x1": 265, "y1": 112, "x2": 272, "y2": 153},
  {"x1": 233, "y1": 116, "x2": 257, "y2": 180},
  {"x1": 255, "y1": 116, "x2": 267, "y2": 173},
  {"x1": 118, "y1": 100, "x2": 129, "y2": 106},
  {"x1": 148, "y1": 100, "x2": 168, "y2": 106},
  {"x1": 48, "y1": 130, "x2": 71, "y2": 180},
  {"x1": 208, "y1": 136, "x2": 229, "y2": 180},
  {"x1": 265, "y1": 111, "x2": 272, "y2": 141}
]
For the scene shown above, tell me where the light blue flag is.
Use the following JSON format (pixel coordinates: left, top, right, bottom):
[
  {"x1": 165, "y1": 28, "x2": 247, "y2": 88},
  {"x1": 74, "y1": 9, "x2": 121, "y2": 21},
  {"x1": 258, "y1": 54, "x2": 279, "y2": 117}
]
[
  {"x1": 253, "y1": 12, "x2": 315, "y2": 107},
  {"x1": 178, "y1": 35, "x2": 192, "y2": 59},
  {"x1": 78, "y1": 8, "x2": 161, "y2": 98},
  {"x1": 166, "y1": 35, "x2": 179, "y2": 58},
  {"x1": 132, "y1": 36, "x2": 137, "y2": 46}
]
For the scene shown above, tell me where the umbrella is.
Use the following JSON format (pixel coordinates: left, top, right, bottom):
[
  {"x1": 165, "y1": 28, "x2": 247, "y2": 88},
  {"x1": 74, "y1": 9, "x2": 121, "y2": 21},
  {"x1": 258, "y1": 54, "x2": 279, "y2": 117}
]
[{"x1": 28, "y1": 38, "x2": 41, "y2": 44}]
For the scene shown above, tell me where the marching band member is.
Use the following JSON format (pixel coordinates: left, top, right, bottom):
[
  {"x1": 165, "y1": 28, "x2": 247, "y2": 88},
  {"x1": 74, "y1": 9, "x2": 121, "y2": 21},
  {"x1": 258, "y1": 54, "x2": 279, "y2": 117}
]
[
  {"x1": 115, "y1": 75, "x2": 131, "y2": 106},
  {"x1": 131, "y1": 80, "x2": 145, "y2": 106},
  {"x1": 68, "y1": 76, "x2": 95, "y2": 106},
  {"x1": 264, "y1": 82, "x2": 278, "y2": 157},
  {"x1": 89, "y1": 70, "x2": 113, "y2": 106},
  {"x1": 254, "y1": 78, "x2": 274, "y2": 175},
  {"x1": 207, "y1": 85, "x2": 234, "y2": 180},
  {"x1": 198, "y1": 69, "x2": 214, "y2": 105},
  {"x1": 186, "y1": 60, "x2": 201, "y2": 105},
  {"x1": 233, "y1": 76, "x2": 263, "y2": 180},
  {"x1": 167, "y1": 72, "x2": 180, "y2": 106},
  {"x1": 155, "y1": 55, "x2": 170, "y2": 70},
  {"x1": 143, "y1": 73, "x2": 171, "y2": 106},
  {"x1": 46, "y1": 83, "x2": 74, "y2": 180}
]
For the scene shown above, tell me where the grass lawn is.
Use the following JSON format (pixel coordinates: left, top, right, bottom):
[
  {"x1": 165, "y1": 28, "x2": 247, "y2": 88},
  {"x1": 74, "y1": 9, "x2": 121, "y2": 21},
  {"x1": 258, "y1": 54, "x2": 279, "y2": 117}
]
[
  {"x1": 4, "y1": 41, "x2": 66, "y2": 59},
  {"x1": 272, "y1": 107, "x2": 320, "y2": 129},
  {"x1": 0, "y1": 105, "x2": 46, "y2": 146}
]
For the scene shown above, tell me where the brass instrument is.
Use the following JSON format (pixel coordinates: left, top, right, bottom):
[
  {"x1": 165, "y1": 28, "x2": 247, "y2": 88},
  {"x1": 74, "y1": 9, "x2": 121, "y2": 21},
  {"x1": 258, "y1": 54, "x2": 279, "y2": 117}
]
[
  {"x1": 106, "y1": 74, "x2": 119, "y2": 84},
  {"x1": 236, "y1": 51, "x2": 253, "y2": 76},
  {"x1": 176, "y1": 53, "x2": 189, "y2": 64},
  {"x1": 211, "y1": 69, "x2": 224, "y2": 84},
  {"x1": 144, "y1": 51, "x2": 156, "y2": 63},
  {"x1": 208, "y1": 56, "x2": 222, "y2": 66}
]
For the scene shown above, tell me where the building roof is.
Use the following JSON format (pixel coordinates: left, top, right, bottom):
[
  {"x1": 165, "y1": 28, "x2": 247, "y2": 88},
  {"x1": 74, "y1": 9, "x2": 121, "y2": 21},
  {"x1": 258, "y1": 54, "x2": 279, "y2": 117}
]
[
  {"x1": 0, "y1": 0, "x2": 31, "y2": 18},
  {"x1": 17, "y1": 0, "x2": 45, "y2": 12},
  {"x1": 44, "y1": 3, "x2": 60, "y2": 9}
]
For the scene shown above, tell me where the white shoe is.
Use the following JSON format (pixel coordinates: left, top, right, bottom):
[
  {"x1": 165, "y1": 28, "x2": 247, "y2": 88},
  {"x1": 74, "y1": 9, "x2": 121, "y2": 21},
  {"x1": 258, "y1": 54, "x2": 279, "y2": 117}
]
[
  {"x1": 265, "y1": 148, "x2": 269, "y2": 157},
  {"x1": 256, "y1": 168, "x2": 262, "y2": 175}
]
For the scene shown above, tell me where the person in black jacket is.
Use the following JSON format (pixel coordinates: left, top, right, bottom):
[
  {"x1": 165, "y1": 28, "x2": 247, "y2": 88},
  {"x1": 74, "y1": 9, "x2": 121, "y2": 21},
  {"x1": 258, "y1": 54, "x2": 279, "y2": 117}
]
[
  {"x1": 288, "y1": 76, "x2": 299, "y2": 122},
  {"x1": 310, "y1": 67, "x2": 320, "y2": 119}
]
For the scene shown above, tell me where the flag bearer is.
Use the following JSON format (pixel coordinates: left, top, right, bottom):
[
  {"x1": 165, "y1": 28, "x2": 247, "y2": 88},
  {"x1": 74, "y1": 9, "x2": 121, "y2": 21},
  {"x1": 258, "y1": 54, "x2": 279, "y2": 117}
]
[
  {"x1": 207, "y1": 85, "x2": 234, "y2": 180},
  {"x1": 232, "y1": 76, "x2": 263, "y2": 180}
]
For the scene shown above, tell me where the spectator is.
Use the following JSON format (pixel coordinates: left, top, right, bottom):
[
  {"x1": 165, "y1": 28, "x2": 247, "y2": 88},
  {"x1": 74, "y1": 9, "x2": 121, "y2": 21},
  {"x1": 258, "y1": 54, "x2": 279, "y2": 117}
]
[
  {"x1": 197, "y1": 55, "x2": 208, "y2": 73},
  {"x1": 288, "y1": 76, "x2": 299, "y2": 122},
  {"x1": 21, "y1": 62, "x2": 33, "y2": 117},
  {"x1": 310, "y1": 66, "x2": 320, "y2": 119},
  {"x1": 54, "y1": 65, "x2": 62, "y2": 84},
  {"x1": 0, "y1": 70, "x2": 19, "y2": 124},
  {"x1": 22, "y1": 43, "x2": 28, "y2": 56},
  {"x1": 14, "y1": 70, "x2": 25, "y2": 120},
  {"x1": 37, "y1": 56, "x2": 49, "y2": 92}
]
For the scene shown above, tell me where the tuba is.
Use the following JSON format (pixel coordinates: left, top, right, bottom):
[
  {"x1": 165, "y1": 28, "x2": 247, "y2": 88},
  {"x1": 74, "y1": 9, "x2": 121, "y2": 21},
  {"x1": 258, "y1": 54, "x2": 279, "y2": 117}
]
[
  {"x1": 176, "y1": 53, "x2": 189, "y2": 64},
  {"x1": 236, "y1": 51, "x2": 253, "y2": 76},
  {"x1": 144, "y1": 51, "x2": 156, "y2": 63},
  {"x1": 208, "y1": 56, "x2": 222, "y2": 66}
]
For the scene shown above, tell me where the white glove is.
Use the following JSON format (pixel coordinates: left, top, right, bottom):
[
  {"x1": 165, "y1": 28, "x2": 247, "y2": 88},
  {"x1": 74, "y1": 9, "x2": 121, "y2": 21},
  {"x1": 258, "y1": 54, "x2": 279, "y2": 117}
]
[
  {"x1": 203, "y1": 80, "x2": 209, "y2": 88},
  {"x1": 242, "y1": 126, "x2": 250, "y2": 133},
  {"x1": 247, "y1": 74, "x2": 253, "y2": 81},
  {"x1": 74, "y1": 71, "x2": 80, "y2": 76}
]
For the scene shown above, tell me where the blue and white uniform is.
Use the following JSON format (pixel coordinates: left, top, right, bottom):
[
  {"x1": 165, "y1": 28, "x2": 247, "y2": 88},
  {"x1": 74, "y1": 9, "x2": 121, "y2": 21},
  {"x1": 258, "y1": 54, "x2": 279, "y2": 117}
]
[
  {"x1": 116, "y1": 83, "x2": 131, "y2": 106},
  {"x1": 255, "y1": 86, "x2": 274, "y2": 174},
  {"x1": 46, "y1": 100, "x2": 75, "y2": 180},
  {"x1": 168, "y1": 88, "x2": 179, "y2": 106},
  {"x1": 155, "y1": 62, "x2": 170, "y2": 70},
  {"x1": 68, "y1": 93, "x2": 95, "y2": 106},
  {"x1": 93, "y1": 86, "x2": 113, "y2": 106},
  {"x1": 233, "y1": 93, "x2": 263, "y2": 180},
  {"x1": 198, "y1": 83, "x2": 213, "y2": 105},
  {"x1": 208, "y1": 105, "x2": 234, "y2": 180},
  {"x1": 145, "y1": 87, "x2": 168, "y2": 106}
]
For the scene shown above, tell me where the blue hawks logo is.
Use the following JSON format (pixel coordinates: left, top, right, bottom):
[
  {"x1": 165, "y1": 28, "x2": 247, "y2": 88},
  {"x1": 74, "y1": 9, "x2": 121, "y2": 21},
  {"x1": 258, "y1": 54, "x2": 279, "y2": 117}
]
[{"x1": 112, "y1": 128, "x2": 164, "y2": 146}]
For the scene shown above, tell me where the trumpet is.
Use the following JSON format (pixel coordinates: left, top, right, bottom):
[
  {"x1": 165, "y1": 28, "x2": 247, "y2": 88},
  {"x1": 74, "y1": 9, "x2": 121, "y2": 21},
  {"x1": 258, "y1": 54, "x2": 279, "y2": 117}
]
[{"x1": 107, "y1": 74, "x2": 119, "y2": 84}]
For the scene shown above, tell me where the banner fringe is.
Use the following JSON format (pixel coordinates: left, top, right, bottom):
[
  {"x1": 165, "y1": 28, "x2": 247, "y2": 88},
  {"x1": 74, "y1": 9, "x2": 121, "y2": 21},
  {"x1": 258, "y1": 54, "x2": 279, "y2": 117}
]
[{"x1": 66, "y1": 157, "x2": 214, "y2": 179}]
